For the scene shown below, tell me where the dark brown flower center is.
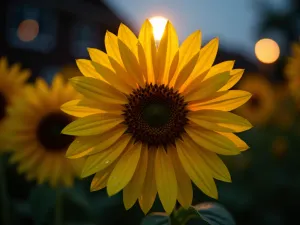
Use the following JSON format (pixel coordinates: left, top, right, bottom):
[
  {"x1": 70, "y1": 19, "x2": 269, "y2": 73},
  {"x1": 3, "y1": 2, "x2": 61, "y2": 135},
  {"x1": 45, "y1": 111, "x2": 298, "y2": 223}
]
[
  {"x1": 0, "y1": 92, "x2": 7, "y2": 121},
  {"x1": 249, "y1": 94, "x2": 261, "y2": 109},
  {"x1": 37, "y1": 112, "x2": 74, "y2": 151},
  {"x1": 123, "y1": 83, "x2": 189, "y2": 147}
]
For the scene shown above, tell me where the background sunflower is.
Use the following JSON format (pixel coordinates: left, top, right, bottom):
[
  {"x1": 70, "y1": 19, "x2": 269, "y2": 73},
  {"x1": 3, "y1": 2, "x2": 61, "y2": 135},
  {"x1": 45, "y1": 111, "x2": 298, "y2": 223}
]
[{"x1": 4, "y1": 74, "x2": 84, "y2": 187}]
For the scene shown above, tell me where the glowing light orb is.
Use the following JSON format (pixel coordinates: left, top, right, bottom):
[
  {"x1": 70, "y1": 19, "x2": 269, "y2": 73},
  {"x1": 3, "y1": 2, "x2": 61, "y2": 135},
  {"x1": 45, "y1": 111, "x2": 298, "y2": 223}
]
[
  {"x1": 149, "y1": 16, "x2": 168, "y2": 41},
  {"x1": 255, "y1": 38, "x2": 280, "y2": 64},
  {"x1": 17, "y1": 19, "x2": 39, "y2": 42}
]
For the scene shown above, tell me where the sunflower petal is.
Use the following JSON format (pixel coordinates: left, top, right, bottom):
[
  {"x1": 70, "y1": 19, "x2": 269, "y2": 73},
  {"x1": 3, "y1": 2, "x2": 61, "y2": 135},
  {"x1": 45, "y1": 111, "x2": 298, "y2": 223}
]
[
  {"x1": 61, "y1": 99, "x2": 105, "y2": 117},
  {"x1": 118, "y1": 39, "x2": 144, "y2": 87},
  {"x1": 76, "y1": 59, "x2": 104, "y2": 80},
  {"x1": 123, "y1": 144, "x2": 148, "y2": 210},
  {"x1": 91, "y1": 61, "x2": 133, "y2": 94},
  {"x1": 66, "y1": 125, "x2": 126, "y2": 158},
  {"x1": 185, "y1": 126, "x2": 240, "y2": 155},
  {"x1": 204, "y1": 61, "x2": 235, "y2": 80},
  {"x1": 155, "y1": 146, "x2": 177, "y2": 214},
  {"x1": 188, "y1": 90, "x2": 252, "y2": 111},
  {"x1": 118, "y1": 23, "x2": 138, "y2": 56},
  {"x1": 139, "y1": 147, "x2": 157, "y2": 214},
  {"x1": 81, "y1": 135, "x2": 131, "y2": 178},
  {"x1": 187, "y1": 110, "x2": 252, "y2": 132},
  {"x1": 157, "y1": 21, "x2": 179, "y2": 84},
  {"x1": 219, "y1": 69, "x2": 244, "y2": 91},
  {"x1": 69, "y1": 76, "x2": 127, "y2": 104},
  {"x1": 184, "y1": 72, "x2": 230, "y2": 102},
  {"x1": 176, "y1": 137, "x2": 218, "y2": 199},
  {"x1": 105, "y1": 31, "x2": 123, "y2": 66},
  {"x1": 87, "y1": 48, "x2": 111, "y2": 68},
  {"x1": 90, "y1": 165, "x2": 113, "y2": 192},
  {"x1": 61, "y1": 113, "x2": 123, "y2": 136},
  {"x1": 218, "y1": 132, "x2": 249, "y2": 151},
  {"x1": 107, "y1": 142, "x2": 142, "y2": 196},
  {"x1": 138, "y1": 19, "x2": 157, "y2": 83},
  {"x1": 168, "y1": 146, "x2": 193, "y2": 209}
]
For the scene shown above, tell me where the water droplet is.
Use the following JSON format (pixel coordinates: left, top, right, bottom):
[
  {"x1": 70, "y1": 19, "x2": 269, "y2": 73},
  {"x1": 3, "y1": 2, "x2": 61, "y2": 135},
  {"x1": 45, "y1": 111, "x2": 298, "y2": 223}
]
[{"x1": 104, "y1": 160, "x2": 111, "y2": 164}]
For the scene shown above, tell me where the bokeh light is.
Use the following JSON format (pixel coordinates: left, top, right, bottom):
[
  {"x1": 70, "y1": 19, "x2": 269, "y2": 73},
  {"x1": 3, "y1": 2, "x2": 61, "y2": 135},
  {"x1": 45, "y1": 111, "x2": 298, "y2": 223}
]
[
  {"x1": 149, "y1": 16, "x2": 168, "y2": 41},
  {"x1": 17, "y1": 19, "x2": 39, "y2": 42},
  {"x1": 255, "y1": 38, "x2": 280, "y2": 64}
]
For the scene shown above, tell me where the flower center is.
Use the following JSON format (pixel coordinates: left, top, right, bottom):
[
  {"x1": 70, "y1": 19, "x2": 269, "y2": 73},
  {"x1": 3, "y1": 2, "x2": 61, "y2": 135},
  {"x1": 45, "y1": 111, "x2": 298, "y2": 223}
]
[
  {"x1": 249, "y1": 94, "x2": 260, "y2": 109},
  {"x1": 0, "y1": 92, "x2": 7, "y2": 121},
  {"x1": 123, "y1": 83, "x2": 189, "y2": 147},
  {"x1": 37, "y1": 112, "x2": 74, "y2": 151}
]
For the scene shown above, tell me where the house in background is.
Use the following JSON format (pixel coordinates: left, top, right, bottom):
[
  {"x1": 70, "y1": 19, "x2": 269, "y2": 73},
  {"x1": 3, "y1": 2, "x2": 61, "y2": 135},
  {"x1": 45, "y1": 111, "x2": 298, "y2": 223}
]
[{"x1": 0, "y1": 0, "x2": 133, "y2": 82}]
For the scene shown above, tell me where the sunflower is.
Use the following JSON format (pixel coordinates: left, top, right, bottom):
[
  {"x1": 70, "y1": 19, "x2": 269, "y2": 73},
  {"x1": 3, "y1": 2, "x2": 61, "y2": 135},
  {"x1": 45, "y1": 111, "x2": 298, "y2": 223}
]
[
  {"x1": 5, "y1": 74, "x2": 83, "y2": 187},
  {"x1": 0, "y1": 57, "x2": 30, "y2": 148},
  {"x1": 235, "y1": 74, "x2": 275, "y2": 126},
  {"x1": 285, "y1": 42, "x2": 300, "y2": 105},
  {"x1": 61, "y1": 20, "x2": 252, "y2": 213}
]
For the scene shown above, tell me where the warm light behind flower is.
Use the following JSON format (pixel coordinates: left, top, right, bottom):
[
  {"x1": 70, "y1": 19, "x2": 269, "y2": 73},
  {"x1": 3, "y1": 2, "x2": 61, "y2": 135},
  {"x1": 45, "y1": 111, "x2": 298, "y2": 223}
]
[
  {"x1": 4, "y1": 74, "x2": 84, "y2": 187},
  {"x1": 149, "y1": 16, "x2": 168, "y2": 41},
  {"x1": 255, "y1": 38, "x2": 280, "y2": 64},
  {"x1": 17, "y1": 19, "x2": 39, "y2": 42},
  {"x1": 61, "y1": 19, "x2": 252, "y2": 214}
]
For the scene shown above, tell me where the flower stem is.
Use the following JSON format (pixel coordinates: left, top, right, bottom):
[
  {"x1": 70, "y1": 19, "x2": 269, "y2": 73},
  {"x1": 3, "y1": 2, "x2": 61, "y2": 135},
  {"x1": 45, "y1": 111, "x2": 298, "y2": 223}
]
[
  {"x1": 0, "y1": 156, "x2": 10, "y2": 225},
  {"x1": 54, "y1": 189, "x2": 63, "y2": 225}
]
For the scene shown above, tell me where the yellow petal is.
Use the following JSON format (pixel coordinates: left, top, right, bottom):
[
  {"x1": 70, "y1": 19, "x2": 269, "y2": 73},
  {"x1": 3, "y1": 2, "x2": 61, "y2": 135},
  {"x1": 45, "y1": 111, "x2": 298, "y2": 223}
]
[
  {"x1": 169, "y1": 30, "x2": 201, "y2": 84},
  {"x1": 66, "y1": 125, "x2": 126, "y2": 158},
  {"x1": 61, "y1": 113, "x2": 123, "y2": 136},
  {"x1": 118, "y1": 39, "x2": 144, "y2": 87},
  {"x1": 90, "y1": 165, "x2": 113, "y2": 192},
  {"x1": 184, "y1": 72, "x2": 230, "y2": 102},
  {"x1": 168, "y1": 147, "x2": 193, "y2": 209},
  {"x1": 77, "y1": 98, "x2": 123, "y2": 114},
  {"x1": 138, "y1": 19, "x2": 157, "y2": 83},
  {"x1": 81, "y1": 135, "x2": 131, "y2": 178},
  {"x1": 91, "y1": 61, "x2": 132, "y2": 94},
  {"x1": 155, "y1": 146, "x2": 177, "y2": 214},
  {"x1": 118, "y1": 23, "x2": 138, "y2": 56},
  {"x1": 36, "y1": 78, "x2": 49, "y2": 92},
  {"x1": 188, "y1": 90, "x2": 252, "y2": 111},
  {"x1": 218, "y1": 132, "x2": 249, "y2": 151},
  {"x1": 87, "y1": 48, "x2": 111, "y2": 68},
  {"x1": 173, "y1": 52, "x2": 199, "y2": 90},
  {"x1": 200, "y1": 150, "x2": 231, "y2": 182},
  {"x1": 123, "y1": 144, "x2": 148, "y2": 210},
  {"x1": 61, "y1": 99, "x2": 105, "y2": 117},
  {"x1": 139, "y1": 147, "x2": 157, "y2": 214},
  {"x1": 183, "y1": 37, "x2": 219, "y2": 87},
  {"x1": 219, "y1": 69, "x2": 244, "y2": 91},
  {"x1": 168, "y1": 51, "x2": 179, "y2": 84},
  {"x1": 176, "y1": 137, "x2": 218, "y2": 199},
  {"x1": 187, "y1": 110, "x2": 253, "y2": 132},
  {"x1": 105, "y1": 31, "x2": 123, "y2": 66},
  {"x1": 107, "y1": 142, "x2": 142, "y2": 196},
  {"x1": 70, "y1": 76, "x2": 127, "y2": 104},
  {"x1": 76, "y1": 59, "x2": 104, "y2": 81},
  {"x1": 185, "y1": 126, "x2": 240, "y2": 155},
  {"x1": 108, "y1": 56, "x2": 137, "y2": 89},
  {"x1": 204, "y1": 61, "x2": 235, "y2": 80},
  {"x1": 156, "y1": 21, "x2": 179, "y2": 84}
]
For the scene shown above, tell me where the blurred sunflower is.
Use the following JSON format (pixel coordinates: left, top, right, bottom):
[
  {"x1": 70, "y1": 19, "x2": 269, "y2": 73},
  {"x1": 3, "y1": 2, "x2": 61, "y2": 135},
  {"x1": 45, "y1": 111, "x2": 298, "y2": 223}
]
[
  {"x1": 0, "y1": 57, "x2": 30, "y2": 148},
  {"x1": 4, "y1": 75, "x2": 83, "y2": 187},
  {"x1": 285, "y1": 42, "x2": 300, "y2": 105},
  {"x1": 235, "y1": 74, "x2": 275, "y2": 126},
  {"x1": 61, "y1": 20, "x2": 252, "y2": 213}
]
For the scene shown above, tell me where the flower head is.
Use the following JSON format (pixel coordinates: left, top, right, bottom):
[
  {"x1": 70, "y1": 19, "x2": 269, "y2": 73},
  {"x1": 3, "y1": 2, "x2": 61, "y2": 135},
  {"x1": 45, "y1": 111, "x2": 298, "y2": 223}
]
[
  {"x1": 5, "y1": 75, "x2": 83, "y2": 187},
  {"x1": 62, "y1": 20, "x2": 252, "y2": 213}
]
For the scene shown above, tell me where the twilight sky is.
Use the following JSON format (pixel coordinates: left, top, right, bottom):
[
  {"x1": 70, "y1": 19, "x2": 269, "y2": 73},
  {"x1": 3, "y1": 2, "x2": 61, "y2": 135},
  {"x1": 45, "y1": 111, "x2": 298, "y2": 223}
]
[{"x1": 104, "y1": 0, "x2": 289, "y2": 60}]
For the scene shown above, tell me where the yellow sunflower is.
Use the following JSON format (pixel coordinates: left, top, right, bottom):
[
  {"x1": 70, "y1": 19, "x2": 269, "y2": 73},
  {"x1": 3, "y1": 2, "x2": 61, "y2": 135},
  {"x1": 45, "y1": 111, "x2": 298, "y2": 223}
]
[
  {"x1": 285, "y1": 42, "x2": 300, "y2": 105},
  {"x1": 0, "y1": 57, "x2": 30, "y2": 148},
  {"x1": 235, "y1": 74, "x2": 275, "y2": 126},
  {"x1": 5, "y1": 74, "x2": 83, "y2": 187},
  {"x1": 61, "y1": 20, "x2": 252, "y2": 213}
]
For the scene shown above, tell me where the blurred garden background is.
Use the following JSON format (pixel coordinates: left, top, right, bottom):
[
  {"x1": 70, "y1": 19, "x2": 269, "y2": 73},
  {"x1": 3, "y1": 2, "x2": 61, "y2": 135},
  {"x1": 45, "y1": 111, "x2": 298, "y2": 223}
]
[{"x1": 1, "y1": 0, "x2": 300, "y2": 224}]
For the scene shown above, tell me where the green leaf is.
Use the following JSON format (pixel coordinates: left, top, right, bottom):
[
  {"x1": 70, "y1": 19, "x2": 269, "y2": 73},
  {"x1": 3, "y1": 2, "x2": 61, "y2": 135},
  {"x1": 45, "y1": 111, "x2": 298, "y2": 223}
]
[
  {"x1": 194, "y1": 202, "x2": 235, "y2": 225},
  {"x1": 171, "y1": 207, "x2": 201, "y2": 225},
  {"x1": 141, "y1": 212, "x2": 169, "y2": 225}
]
